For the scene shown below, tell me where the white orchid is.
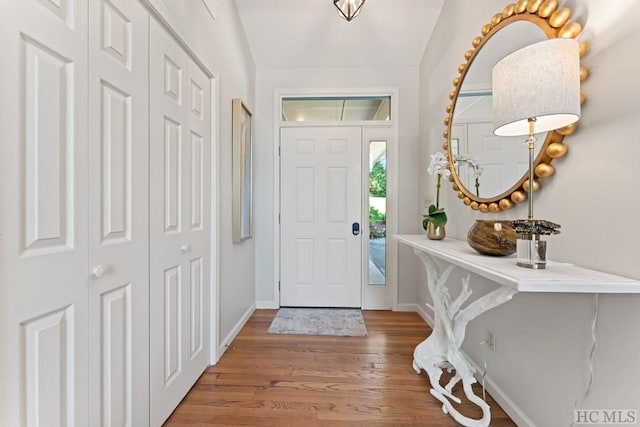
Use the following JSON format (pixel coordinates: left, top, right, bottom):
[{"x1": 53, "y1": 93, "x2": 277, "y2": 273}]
[
  {"x1": 454, "y1": 154, "x2": 483, "y2": 196},
  {"x1": 423, "y1": 151, "x2": 449, "y2": 229},
  {"x1": 427, "y1": 152, "x2": 451, "y2": 178}
]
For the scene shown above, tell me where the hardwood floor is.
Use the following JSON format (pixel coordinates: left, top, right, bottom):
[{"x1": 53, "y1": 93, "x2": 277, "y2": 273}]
[{"x1": 164, "y1": 310, "x2": 516, "y2": 426}]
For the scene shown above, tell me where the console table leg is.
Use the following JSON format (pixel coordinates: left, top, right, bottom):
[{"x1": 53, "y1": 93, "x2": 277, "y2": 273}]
[{"x1": 412, "y1": 249, "x2": 518, "y2": 427}]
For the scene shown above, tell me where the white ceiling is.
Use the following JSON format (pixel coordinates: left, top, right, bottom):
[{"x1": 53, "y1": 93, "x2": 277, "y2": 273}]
[{"x1": 233, "y1": 0, "x2": 445, "y2": 69}]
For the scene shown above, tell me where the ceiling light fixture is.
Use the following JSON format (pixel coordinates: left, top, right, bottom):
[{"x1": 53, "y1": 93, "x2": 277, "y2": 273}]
[{"x1": 334, "y1": 0, "x2": 366, "y2": 22}]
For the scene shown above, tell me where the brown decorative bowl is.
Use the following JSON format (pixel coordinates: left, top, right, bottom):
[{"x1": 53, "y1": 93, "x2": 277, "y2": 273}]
[{"x1": 467, "y1": 220, "x2": 517, "y2": 256}]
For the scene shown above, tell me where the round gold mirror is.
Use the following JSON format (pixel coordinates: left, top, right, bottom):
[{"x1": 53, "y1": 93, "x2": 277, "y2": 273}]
[{"x1": 443, "y1": 0, "x2": 588, "y2": 213}]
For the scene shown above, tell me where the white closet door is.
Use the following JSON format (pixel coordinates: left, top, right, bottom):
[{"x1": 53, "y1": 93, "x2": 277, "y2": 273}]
[
  {"x1": 149, "y1": 17, "x2": 211, "y2": 426},
  {"x1": 0, "y1": 1, "x2": 90, "y2": 426},
  {"x1": 87, "y1": 0, "x2": 149, "y2": 425},
  {"x1": 183, "y1": 56, "x2": 212, "y2": 378}
]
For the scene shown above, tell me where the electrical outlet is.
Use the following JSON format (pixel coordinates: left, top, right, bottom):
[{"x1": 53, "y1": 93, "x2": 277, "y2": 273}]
[{"x1": 486, "y1": 331, "x2": 496, "y2": 352}]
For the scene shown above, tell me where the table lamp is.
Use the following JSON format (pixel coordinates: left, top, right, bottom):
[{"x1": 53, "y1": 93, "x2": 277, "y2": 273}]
[{"x1": 492, "y1": 38, "x2": 581, "y2": 269}]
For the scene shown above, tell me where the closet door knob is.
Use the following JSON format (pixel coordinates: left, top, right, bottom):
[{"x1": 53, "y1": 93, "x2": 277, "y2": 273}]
[
  {"x1": 181, "y1": 244, "x2": 191, "y2": 253},
  {"x1": 93, "y1": 265, "x2": 106, "y2": 278}
]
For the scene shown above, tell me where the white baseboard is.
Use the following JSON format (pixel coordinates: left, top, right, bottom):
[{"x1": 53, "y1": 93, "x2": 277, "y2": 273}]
[
  {"x1": 397, "y1": 303, "x2": 535, "y2": 427},
  {"x1": 256, "y1": 300, "x2": 278, "y2": 309},
  {"x1": 397, "y1": 302, "x2": 434, "y2": 325},
  {"x1": 465, "y1": 355, "x2": 537, "y2": 427},
  {"x1": 218, "y1": 303, "x2": 256, "y2": 358},
  {"x1": 396, "y1": 303, "x2": 419, "y2": 312}
]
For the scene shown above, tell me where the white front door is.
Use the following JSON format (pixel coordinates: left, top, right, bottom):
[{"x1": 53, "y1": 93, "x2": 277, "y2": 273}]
[
  {"x1": 87, "y1": 0, "x2": 149, "y2": 425},
  {"x1": 0, "y1": 0, "x2": 90, "y2": 425},
  {"x1": 467, "y1": 122, "x2": 528, "y2": 197},
  {"x1": 280, "y1": 126, "x2": 362, "y2": 308},
  {"x1": 149, "y1": 17, "x2": 211, "y2": 426}
]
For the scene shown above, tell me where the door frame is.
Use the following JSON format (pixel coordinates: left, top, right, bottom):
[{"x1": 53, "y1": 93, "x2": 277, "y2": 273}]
[{"x1": 273, "y1": 88, "x2": 399, "y2": 310}]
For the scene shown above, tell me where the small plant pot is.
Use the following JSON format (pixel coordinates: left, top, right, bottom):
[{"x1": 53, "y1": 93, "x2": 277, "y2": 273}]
[{"x1": 426, "y1": 222, "x2": 446, "y2": 240}]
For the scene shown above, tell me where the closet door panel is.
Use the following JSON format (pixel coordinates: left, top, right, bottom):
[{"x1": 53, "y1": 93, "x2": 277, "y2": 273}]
[
  {"x1": 184, "y1": 59, "x2": 211, "y2": 367},
  {"x1": 22, "y1": 39, "x2": 72, "y2": 252},
  {"x1": 87, "y1": 0, "x2": 149, "y2": 425},
  {"x1": 0, "y1": 1, "x2": 90, "y2": 426},
  {"x1": 149, "y1": 17, "x2": 211, "y2": 426},
  {"x1": 149, "y1": 18, "x2": 188, "y2": 425},
  {"x1": 164, "y1": 116, "x2": 183, "y2": 234}
]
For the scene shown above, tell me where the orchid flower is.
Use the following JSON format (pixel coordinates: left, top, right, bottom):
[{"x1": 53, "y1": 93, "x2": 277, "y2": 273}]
[{"x1": 423, "y1": 152, "x2": 449, "y2": 228}]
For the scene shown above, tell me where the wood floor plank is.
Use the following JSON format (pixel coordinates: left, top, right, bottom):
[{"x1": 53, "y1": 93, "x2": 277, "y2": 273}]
[{"x1": 164, "y1": 310, "x2": 516, "y2": 426}]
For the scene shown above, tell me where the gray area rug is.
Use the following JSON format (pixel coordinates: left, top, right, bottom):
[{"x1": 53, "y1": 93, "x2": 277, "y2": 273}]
[{"x1": 267, "y1": 308, "x2": 368, "y2": 337}]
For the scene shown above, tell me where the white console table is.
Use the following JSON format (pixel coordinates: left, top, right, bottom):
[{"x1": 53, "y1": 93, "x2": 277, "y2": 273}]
[{"x1": 395, "y1": 234, "x2": 640, "y2": 427}]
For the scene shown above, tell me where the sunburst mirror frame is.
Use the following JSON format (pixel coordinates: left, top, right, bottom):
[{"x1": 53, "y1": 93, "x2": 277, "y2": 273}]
[{"x1": 443, "y1": 0, "x2": 589, "y2": 213}]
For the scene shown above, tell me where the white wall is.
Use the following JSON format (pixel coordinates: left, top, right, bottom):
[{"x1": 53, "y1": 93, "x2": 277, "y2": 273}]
[
  {"x1": 156, "y1": 0, "x2": 256, "y2": 346},
  {"x1": 419, "y1": 1, "x2": 640, "y2": 425},
  {"x1": 254, "y1": 66, "x2": 424, "y2": 307}
]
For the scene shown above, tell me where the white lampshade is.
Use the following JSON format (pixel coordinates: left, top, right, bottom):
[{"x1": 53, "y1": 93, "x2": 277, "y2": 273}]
[
  {"x1": 493, "y1": 38, "x2": 581, "y2": 137},
  {"x1": 334, "y1": 0, "x2": 366, "y2": 22}
]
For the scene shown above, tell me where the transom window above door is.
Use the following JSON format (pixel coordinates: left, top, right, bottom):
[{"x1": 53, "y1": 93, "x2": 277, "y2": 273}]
[{"x1": 282, "y1": 96, "x2": 391, "y2": 122}]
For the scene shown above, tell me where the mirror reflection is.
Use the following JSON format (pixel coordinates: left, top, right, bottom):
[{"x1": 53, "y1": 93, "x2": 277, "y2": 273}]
[{"x1": 451, "y1": 21, "x2": 547, "y2": 199}]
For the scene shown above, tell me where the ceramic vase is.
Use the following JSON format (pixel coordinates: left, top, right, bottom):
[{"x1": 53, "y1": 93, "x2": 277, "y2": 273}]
[{"x1": 467, "y1": 220, "x2": 516, "y2": 256}]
